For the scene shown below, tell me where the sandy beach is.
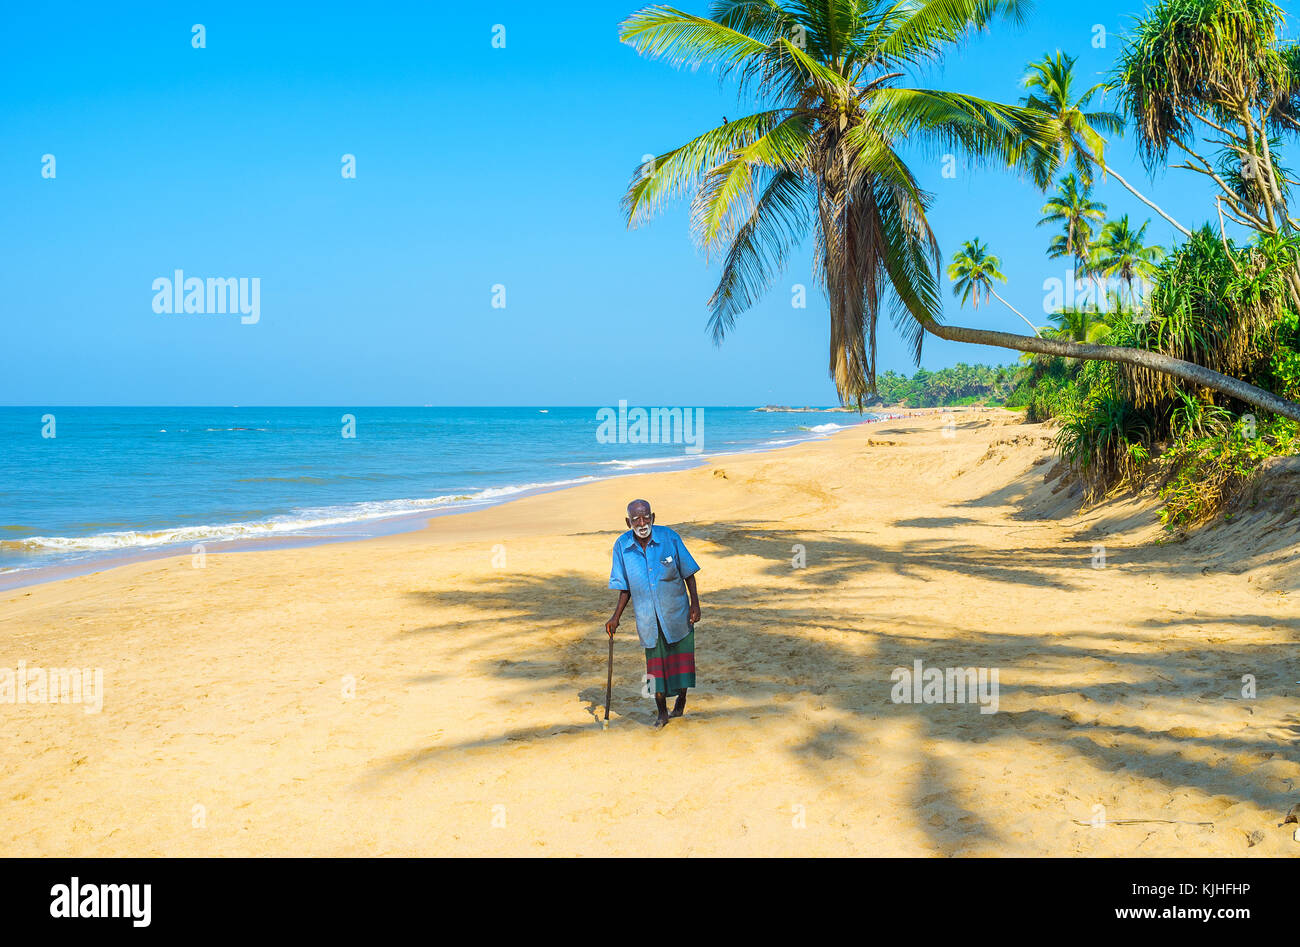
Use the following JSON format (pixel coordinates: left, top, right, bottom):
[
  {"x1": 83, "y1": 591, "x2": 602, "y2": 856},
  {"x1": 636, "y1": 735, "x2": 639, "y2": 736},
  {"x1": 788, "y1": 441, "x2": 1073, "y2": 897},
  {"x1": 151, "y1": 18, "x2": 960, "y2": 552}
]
[{"x1": 3, "y1": 408, "x2": 1298, "y2": 857}]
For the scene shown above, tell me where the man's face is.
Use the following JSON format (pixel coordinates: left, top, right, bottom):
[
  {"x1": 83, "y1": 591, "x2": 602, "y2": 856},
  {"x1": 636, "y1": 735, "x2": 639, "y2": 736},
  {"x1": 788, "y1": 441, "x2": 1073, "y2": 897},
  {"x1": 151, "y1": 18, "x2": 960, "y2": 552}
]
[{"x1": 626, "y1": 505, "x2": 654, "y2": 538}]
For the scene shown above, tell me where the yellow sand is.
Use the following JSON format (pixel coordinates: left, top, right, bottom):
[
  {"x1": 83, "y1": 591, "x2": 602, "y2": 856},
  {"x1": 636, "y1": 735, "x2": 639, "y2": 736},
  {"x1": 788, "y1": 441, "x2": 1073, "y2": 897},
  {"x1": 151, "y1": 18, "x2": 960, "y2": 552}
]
[{"x1": 3, "y1": 409, "x2": 1298, "y2": 856}]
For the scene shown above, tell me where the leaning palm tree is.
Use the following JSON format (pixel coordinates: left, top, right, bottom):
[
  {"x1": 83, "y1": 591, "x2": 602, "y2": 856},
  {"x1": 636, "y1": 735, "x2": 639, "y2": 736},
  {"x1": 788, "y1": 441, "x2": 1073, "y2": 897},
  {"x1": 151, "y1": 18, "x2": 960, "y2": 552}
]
[
  {"x1": 1022, "y1": 50, "x2": 1191, "y2": 237},
  {"x1": 1021, "y1": 51, "x2": 1123, "y2": 187},
  {"x1": 620, "y1": 0, "x2": 1300, "y2": 422},
  {"x1": 620, "y1": 0, "x2": 1057, "y2": 407},
  {"x1": 948, "y1": 238, "x2": 1040, "y2": 335},
  {"x1": 1093, "y1": 215, "x2": 1163, "y2": 304}
]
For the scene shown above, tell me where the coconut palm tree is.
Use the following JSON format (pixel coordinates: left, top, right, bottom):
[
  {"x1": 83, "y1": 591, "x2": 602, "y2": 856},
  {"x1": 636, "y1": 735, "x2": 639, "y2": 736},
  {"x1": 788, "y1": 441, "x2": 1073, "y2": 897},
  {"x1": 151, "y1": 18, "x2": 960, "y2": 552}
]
[
  {"x1": 619, "y1": 0, "x2": 1057, "y2": 407},
  {"x1": 948, "y1": 238, "x2": 1040, "y2": 335},
  {"x1": 1039, "y1": 173, "x2": 1106, "y2": 308},
  {"x1": 1043, "y1": 232, "x2": 1104, "y2": 309},
  {"x1": 1093, "y1": 215, "x2": 1164, "y2": 304},
  {"x1": 1047, "y1": 307, "x2": 1109, "y2": 343},
  {"x1": 1022, "y1": 50, "x2": 1191, "y2": 237},
  {"x1": 620, "y1": 0, "x2": 1300, "y2": 422},
  {"x1": 1039, "y1": 174, "x2": 1106, "y2": 275},
  {"x1": 1021, "y1": 51, "x2": 1122, "y2": 186}
]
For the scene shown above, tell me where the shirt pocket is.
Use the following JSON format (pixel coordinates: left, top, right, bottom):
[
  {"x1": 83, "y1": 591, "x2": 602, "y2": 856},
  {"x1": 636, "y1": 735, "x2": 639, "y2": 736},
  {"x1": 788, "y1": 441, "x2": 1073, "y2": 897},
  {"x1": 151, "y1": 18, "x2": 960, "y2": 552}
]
[{"x1": 656, "y1": 556, "x2": 680, "y2": 582}]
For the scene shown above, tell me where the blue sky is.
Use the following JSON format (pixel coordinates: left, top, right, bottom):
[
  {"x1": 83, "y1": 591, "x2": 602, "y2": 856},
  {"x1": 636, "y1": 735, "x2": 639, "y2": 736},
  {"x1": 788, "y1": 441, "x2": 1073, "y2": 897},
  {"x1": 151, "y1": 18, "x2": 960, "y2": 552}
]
[{"x1": 0, "y1": 0, "x2": 1280, "y2": 406}]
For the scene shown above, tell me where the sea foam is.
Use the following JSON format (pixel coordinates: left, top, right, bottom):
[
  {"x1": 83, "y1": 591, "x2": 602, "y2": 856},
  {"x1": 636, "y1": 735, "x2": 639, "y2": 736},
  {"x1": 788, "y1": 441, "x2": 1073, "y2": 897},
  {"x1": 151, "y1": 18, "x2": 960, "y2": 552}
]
[{"x1": 3, "y1": 476, "x2": 598, "y2": 554}]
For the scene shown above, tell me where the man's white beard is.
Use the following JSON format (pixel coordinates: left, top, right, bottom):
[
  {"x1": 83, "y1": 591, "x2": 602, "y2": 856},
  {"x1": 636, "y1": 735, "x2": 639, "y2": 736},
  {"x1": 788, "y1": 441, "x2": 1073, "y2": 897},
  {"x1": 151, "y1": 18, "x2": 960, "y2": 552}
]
[{"x1": 634, "y1": 524, "x2": 652, "y2": 538}]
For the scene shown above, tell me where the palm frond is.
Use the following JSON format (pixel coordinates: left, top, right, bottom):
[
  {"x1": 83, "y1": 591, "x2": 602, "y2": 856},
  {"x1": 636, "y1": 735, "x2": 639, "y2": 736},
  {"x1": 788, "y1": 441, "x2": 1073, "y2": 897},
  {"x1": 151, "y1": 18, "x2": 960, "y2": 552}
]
[
  {"x1": 619, "y1": 5, "x2": 770, "y2": 75},
  {"x1": 877, "y1": 0, "x2": 1033, "y2": 65},
  {"x1": 707, "y1": 169, "x2": 815, "y2": 340},
  {"x1": 621, "y1": 110, "x2": 793, "y2": 227}
]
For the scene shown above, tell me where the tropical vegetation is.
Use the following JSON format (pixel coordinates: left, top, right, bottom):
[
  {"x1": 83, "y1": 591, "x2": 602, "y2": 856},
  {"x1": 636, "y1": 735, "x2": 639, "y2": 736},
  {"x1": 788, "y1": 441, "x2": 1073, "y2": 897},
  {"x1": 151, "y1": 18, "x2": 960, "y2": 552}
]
[
  {"x1": 620, "y1": 0, "x2": 1300, "y2": 529},
  {"x1": 876, "y1": 362, "x2": 1023, "y2": 407}
]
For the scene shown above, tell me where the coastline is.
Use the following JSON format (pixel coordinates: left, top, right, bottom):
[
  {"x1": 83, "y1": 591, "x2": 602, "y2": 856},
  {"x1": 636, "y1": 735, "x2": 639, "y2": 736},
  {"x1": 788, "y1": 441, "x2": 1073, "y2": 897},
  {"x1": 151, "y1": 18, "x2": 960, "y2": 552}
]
[
  {"x1": 4, "y1": 406, "x2": 1293, "y2": 856},
  {"x1": 0, "y1": 409, "x2": 930, "y2": 592}
]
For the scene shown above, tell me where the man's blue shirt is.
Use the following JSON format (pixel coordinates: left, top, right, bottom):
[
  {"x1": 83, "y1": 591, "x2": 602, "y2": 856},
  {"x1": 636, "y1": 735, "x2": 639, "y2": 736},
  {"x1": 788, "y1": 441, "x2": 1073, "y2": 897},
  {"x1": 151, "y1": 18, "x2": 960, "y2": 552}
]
[{"x1": 609, "y1": 524, "x2": 700, "y2": 648}]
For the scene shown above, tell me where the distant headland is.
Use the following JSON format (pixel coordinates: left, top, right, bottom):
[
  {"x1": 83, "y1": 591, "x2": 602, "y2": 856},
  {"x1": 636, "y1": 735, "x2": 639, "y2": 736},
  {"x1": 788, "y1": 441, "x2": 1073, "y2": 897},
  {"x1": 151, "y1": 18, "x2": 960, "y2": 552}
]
[{"x1": 755, "y1": 404, "x2": 874, "y2": 413}]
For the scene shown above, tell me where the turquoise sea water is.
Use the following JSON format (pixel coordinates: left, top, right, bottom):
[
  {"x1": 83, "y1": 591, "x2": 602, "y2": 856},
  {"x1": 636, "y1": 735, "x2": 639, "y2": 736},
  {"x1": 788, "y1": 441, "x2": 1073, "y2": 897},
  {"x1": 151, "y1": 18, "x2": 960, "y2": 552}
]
[{"x1": 0, "y1": 406, "x2": 882, "y2": 584}]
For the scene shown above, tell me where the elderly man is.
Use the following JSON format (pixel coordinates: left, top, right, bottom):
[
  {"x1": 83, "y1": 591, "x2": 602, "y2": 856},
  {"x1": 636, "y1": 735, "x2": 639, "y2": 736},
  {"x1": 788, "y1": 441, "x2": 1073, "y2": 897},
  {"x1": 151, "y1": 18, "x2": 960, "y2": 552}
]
[{"x1": 606, "y1": 499, "x2": 701, "y2": 729}]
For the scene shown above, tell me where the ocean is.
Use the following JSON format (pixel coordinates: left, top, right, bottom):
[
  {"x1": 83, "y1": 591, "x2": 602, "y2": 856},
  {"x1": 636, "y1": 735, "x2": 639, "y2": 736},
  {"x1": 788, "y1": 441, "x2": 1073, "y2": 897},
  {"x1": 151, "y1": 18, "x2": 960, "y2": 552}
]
[{"x1": 0, "y1": 406, "x2": 882, "y2": 586}]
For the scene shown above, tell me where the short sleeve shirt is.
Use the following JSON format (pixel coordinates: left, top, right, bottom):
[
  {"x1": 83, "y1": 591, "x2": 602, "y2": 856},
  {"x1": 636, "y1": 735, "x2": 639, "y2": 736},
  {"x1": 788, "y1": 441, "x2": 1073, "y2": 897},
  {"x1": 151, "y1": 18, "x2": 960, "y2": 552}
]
[{"x1": 608, "y1": 524, "x2": 700, "y2": 647}]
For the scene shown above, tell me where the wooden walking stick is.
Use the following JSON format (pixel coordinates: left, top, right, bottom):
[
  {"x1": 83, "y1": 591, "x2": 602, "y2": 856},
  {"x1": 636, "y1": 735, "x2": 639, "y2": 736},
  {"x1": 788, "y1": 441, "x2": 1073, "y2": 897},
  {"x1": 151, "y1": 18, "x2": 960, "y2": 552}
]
[{"x1": 603, "y1": 631, "x2": 614, "y2": 729}]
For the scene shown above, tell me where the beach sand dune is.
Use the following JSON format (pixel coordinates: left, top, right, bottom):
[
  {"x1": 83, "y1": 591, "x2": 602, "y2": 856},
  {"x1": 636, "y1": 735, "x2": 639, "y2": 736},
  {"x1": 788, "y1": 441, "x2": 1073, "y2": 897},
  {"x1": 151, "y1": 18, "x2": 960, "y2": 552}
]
[{"x1": 2, "y1": 409, "x2": 1298, "y2": 856}]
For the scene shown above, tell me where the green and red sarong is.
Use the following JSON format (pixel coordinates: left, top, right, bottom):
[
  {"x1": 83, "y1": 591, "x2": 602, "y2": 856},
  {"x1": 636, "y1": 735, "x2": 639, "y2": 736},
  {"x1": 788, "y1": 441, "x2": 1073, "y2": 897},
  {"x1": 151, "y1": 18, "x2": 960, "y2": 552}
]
[{"x1": 645, "y1": 626, "x2": 696, "y2": 695}]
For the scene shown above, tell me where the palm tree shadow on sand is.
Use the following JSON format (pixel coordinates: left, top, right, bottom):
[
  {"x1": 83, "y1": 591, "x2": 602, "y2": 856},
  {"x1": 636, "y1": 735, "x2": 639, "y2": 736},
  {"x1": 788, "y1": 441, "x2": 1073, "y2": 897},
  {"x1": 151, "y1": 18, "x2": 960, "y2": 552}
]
[{"x1": 359, "y1": 518, "x2": 1299, "y2": 851}]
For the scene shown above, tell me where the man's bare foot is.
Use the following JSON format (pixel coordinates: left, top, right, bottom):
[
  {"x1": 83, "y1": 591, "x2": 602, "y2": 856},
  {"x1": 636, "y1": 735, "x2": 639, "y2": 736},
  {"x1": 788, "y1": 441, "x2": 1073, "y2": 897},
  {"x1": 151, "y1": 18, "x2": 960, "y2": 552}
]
[
  {"x1": 670, "y1": 692, "x2": 686, "y2": 717},
  {"x1": 654, "y1": 711, "x2": 669, "y2": 729}
]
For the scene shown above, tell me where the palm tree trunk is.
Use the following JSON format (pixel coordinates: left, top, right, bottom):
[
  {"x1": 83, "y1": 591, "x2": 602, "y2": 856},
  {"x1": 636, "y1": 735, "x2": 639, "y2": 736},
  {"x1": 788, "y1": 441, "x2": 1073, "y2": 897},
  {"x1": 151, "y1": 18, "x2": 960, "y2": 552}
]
[
  {"x1": 1090, "y1": 153, "x2": 1193, "y2": 239},
  {"x1": 987, "y1": 288, "x2": 1041, "y2": 337},
  {"x1": 921, "y1": 320, "x2": 1300, "y2": 421}
]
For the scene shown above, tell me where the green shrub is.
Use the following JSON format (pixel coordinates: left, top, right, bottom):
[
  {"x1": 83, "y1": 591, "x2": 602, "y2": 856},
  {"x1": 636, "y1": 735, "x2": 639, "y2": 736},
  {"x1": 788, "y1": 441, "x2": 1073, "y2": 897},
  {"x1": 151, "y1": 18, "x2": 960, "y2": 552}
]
[
  {"x1": 1262, "y1": 309, "x2": 1300, "y2": 401},
  {"x1": 1054, "y1": 392, "x2": 1154, "y2": 501},
  {"x1": 1156, "y1": 415, "x2": 1299, "y2": 528}
]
